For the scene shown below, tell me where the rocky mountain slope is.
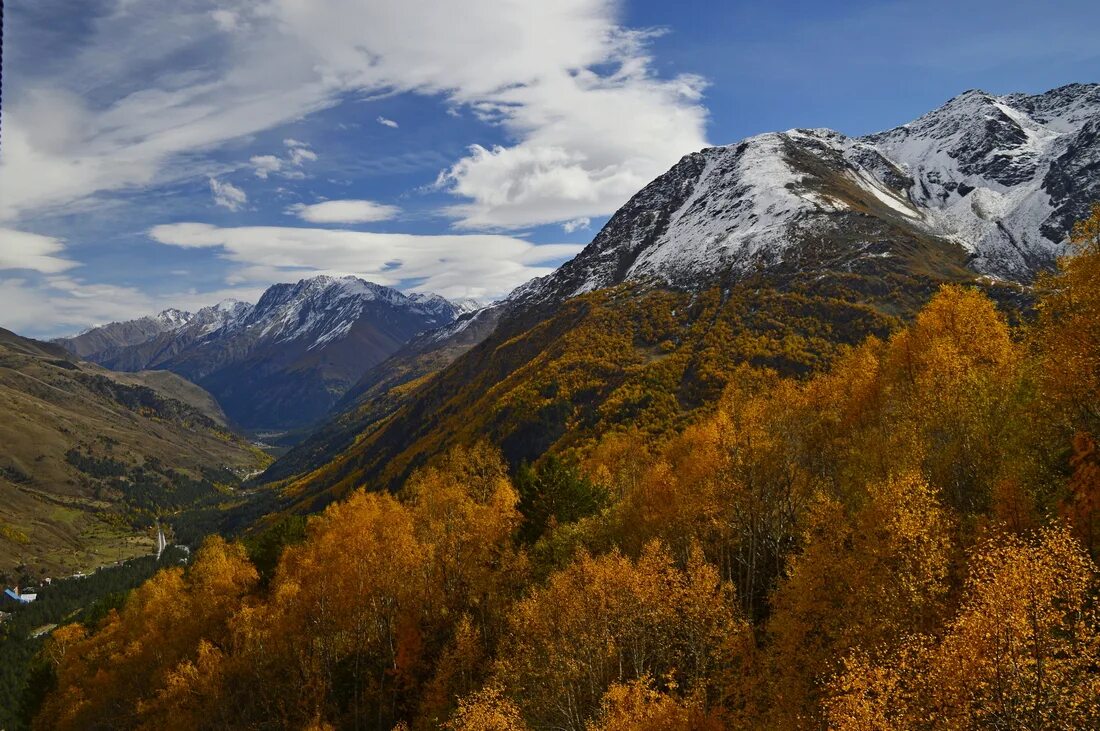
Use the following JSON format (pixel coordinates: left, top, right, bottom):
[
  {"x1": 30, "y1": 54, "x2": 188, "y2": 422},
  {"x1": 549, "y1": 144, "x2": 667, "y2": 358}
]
[
  {"x1": 255, "y1": 83, "x2": 1098, "y2": 508},
  {"x1": 512, "y1": 83, "x2": 1099, "y2": 310},
  {"x1": 56, "y1": 277, "x2": 462, "y2": 432},
  {"x1": 0, "y1": 328, "x2": 265, "y2": 577}
]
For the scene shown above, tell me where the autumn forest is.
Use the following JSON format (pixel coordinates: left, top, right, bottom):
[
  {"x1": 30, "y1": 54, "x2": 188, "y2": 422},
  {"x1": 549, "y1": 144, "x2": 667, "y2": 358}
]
[{"x1": 18, "y1": 205, "x2": 1100, "y2": 730}]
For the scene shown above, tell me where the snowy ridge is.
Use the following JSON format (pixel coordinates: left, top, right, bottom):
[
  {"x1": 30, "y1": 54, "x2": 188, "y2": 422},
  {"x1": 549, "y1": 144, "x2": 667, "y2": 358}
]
[
  {"x1": 187, "y1": 300, "x2": 252, "y2": 335},
  {"x1": 63, "y1": 276, "x2": 461, "y2": 359},
  {"x1": 862, "y1": 84, "x2": 1100, "y2": 276},
  {"x1": 221, "y1": 276, "x2": 458, "y2": 350},
  {"x1": 155, "y1": 308, "x2": 194, "y2": 330},
  {"x1": 447, "y1": 297, "x2": 486, "y2": 316},
  {"x1": 509, "y1": 83, "x2": 1100, "y2": 308}
]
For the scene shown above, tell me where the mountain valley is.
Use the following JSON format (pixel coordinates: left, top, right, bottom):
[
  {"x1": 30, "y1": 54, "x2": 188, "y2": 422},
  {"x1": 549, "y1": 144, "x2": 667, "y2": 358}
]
[
  {"x1": 7, "y1": 80, "x2": 1100, "y2": 731},
  {"x1": 257, "y1": 84, "x2": 1097, "y2": 512},
  {"x1": 0, "y1": 328, "x2": 266, "y2": 578}
]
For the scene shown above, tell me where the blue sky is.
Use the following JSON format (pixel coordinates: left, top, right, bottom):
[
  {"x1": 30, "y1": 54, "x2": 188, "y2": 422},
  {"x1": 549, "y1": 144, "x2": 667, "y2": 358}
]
[{"x1": 1, "y1": 0, "x2": 1098, "y2": 337}]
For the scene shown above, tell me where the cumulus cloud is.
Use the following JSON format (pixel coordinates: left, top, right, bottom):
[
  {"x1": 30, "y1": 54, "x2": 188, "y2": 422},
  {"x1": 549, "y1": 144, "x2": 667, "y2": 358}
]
[
  {"x1": 210, "y1": 9, "x2": 239, "y2": 32},
  {"x1": 0, "y1": 228, "x2": 77, "y2": 273},
  {"x1": 562, "y1": 217, "x2": 591, "y2": 234},
  {"x1": 377, "y1": 116, "x2": 399, "y2": 128},
  {"x1": 148, "y1": 223, "x2": 583, "y2": 300},
  {"x1": 437, "y1": 62, "x2": 707, "y2": 228},
  {"x1": 250, "y1": 155, "x2": 282, "y2": 179},
  {"x1": 288, "y1": 200, "x2": 400, "y2": 224},
  {"x1": 265, "y1": 2, "x2": 709, "y2": 228},
  {"x1": 248, "y1": 140, "x2": 317, "y2": 180},
  {"x1": 288, "y1": 146, "x2": 318, "y2": 166},
  {"x1": 209, "y1": 177, "x2": 248, "y2": 211},
  {"x1": 0, "y1": 1, "x2": 707, "y2": 230}
]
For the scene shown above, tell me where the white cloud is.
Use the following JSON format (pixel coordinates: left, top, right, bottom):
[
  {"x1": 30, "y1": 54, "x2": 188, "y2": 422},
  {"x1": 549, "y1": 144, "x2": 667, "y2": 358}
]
[
  {"x1": 209, "y1": 177, "x2": 248, "y2": 211},
  {"x1": 148, "y1": 223, "x2": 582, "y2": 300},
  {"x1": 562, "y1": 217, "x2": 591, "y2": 234},
  {"x1": 0, "y1": 1, "x2": 707, "y2": 230},
  {"x1": 250, "y1": 154, "x2": 282, "y2": 179},
  {"x1": 288, "y1": 146, "x2": 318, "y2": 166},
  {"x1": 288, "y1": 200, "x2": 400, "y2": 224},
  {"x1": 0, "y1": 275, "x2": 265, "y2": 338},
  {"x1": 438, "y1": 62, "x2": 707, "y2": 228},
  {"x1": 377, "y1": 116, "x2": 399, "y2": 129},
  {"x1": 250, "y1": 142, "x2": 316, "y2": 180},
  {"x1": 262, "y1": 2, "x2": 709, "y2": 228},
  {"x1": 0, "y1": 228, "x2": 77, "y2": 273},
  {"x1": 210, "y1": 9, "x2": 239, "y2": 32}
]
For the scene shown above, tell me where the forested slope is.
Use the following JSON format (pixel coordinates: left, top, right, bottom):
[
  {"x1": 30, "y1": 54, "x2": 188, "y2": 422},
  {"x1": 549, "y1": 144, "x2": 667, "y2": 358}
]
[{"x1": 26, "y1": 205, "x2": 1100, "y2": 730}]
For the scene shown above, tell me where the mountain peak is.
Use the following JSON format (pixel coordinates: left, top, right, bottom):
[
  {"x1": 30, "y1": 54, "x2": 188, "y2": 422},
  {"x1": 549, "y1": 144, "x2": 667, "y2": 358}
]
[
  {"x1": 508, "y1": 82, "x2": 1100, "y2": 310},
  {"x1": 155, "y1": 308, "x2": 193, "y2": 329},
  {"x1": 447, "y1": 296, "x2": 486, "y2": 315}
]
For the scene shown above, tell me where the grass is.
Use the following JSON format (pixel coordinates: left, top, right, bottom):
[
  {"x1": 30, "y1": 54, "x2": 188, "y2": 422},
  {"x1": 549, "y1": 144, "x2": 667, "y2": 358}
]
[{"x1": 0, "y1": 330, "x2": 268, "y2": 578}]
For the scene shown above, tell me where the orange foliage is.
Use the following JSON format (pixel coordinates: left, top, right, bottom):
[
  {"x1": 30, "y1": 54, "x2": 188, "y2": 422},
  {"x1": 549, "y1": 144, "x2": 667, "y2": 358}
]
[
  {"x1": 32, "y1": 207, "x2": 1100, "y2": 731},
  {"x1": 35, "y1": 537, "x2": 257, "y2": 730},
  {"x1": 1038, "y1": 202, "x2": 1100, "y2": 428},
  {"x1": 493, "y1": 542, "x2": 749, "y2": 731},
  {"x1": 765, "y1": 472, "x2": 952, "y2": 728},
  {"x1": 826, "y1": 527, "x2": 1100, "y2": 730},
  {"x1": 585, "y1": 676, "x2": 728, "y2": 731}
]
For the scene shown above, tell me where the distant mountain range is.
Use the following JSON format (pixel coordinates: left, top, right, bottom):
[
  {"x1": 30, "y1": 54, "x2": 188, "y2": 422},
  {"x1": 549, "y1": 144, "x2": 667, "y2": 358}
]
[
  {"x1": 257, "y1": 82, "x2": 1100, "y2": 508},
  {"x1": 55, "y1": 277, "x2": 466, "y2": 431}
]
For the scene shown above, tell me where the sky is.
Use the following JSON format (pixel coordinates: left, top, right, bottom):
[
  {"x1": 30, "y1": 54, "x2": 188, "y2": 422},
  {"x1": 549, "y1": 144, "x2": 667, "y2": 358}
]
[{"x1": 1, "y1": 0, "x2": 1098, "y2": 337}]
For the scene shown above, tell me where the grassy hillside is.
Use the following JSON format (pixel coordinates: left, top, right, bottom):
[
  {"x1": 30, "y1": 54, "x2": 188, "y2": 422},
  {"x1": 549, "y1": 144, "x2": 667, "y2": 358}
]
[{"x1": 0, "y1": 328, "x2": 268, "y2": 578}]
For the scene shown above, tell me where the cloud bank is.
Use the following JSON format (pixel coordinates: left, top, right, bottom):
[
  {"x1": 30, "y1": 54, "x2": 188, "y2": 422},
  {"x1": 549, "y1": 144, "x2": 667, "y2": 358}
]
[
  {"x1": 0, "y1": 0, "x2": 707, "y2": 229},
  {"x1": 148, "y1": 223, "x2": 583, "y2": 300},
  {"x1": 0, "y1": 229, "x2": 77, "y2": 273}
]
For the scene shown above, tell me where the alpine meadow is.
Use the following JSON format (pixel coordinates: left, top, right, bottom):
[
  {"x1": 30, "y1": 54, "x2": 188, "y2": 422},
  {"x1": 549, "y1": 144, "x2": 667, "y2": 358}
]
[{"x1": 2, "y1": 2, "x2": 1100, "y2": 730}]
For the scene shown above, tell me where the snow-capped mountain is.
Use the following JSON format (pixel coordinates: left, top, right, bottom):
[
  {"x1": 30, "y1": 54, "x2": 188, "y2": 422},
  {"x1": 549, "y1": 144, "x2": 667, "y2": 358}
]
[
  {"x1": 260, "y1": 82, "x2": 1100, "y2": 499},
  {"x1": 60, "y1": 310, "x2": 193, "y2": 359},
  {"x1": 187, "y1": 299, "x2": 252, "y2": 335},
  {"x1": 55, "y1": 276, "x2": 461, "y2": 430},
  {"x1": 155, "y1": 308, "x2": 193, "y2": 329},
  {"x1": 447, "y1": 297, "x2": 486, "y2": 316},
  {"x1": 512, "y1": 83, "x2": 1100, "y2": 309}
]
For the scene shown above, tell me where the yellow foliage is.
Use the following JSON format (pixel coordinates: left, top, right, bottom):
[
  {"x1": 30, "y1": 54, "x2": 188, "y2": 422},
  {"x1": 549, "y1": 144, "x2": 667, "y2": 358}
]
[
  {"x1": 34, "y1": 537, "x2": 257, "y2": 731},
  {"x1": 826, "y1": 526, "x2": 1100, "y2": 730},
  {"x1": 585, "y1": 676, "x2": 727, "y2": 731},
  {"x1": 493, "y1": 541, "x2": 748, "y2": 731},
  {"x1": 766, "y1": 472, "x2": 952, "y2": 728},
  {"x1": 444, "y1": 683, "x2": 528, "y2": 731},
  {"x1": 32, "y1": 207, "x2": 1100, "y2": 731},
  {"x1": 1036, "y1": 203, "x2": 1100, "y2": 424}
]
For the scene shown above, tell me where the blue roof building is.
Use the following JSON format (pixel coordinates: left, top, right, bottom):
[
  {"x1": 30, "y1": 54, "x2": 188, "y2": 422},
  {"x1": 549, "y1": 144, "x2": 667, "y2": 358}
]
[{"x1": 3, "y1": 588, "x2": 37, "y2": 604}]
